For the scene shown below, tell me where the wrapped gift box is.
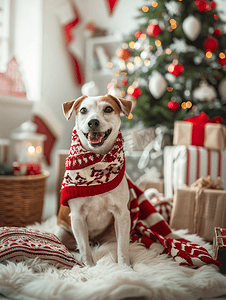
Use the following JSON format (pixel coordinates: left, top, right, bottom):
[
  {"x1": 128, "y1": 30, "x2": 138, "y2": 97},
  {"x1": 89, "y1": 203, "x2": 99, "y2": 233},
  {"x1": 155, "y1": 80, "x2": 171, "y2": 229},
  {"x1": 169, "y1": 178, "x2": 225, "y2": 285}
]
[
  {"x1": 137, "y1": 178, "x2": 164, "y2": 193},
  {"x1": 164, "y1": 145, "x2": 226, "y2": 198},
  {"x1": 170, "y1": 187, "x2": 226, "y2": 241},
  {"x1": 213, "y1": 227, "x2": 226, "y2": 274},
  {"x1": 173, "y1": 113, "x2": 226, "y2": 150}
]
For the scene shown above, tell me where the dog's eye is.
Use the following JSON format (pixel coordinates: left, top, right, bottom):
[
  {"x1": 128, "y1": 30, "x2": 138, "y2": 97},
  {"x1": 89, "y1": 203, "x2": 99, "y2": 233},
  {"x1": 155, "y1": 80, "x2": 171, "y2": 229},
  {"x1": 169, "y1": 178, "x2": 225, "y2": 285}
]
[
  {"x1": 104, "y1": 106, "x2": 113, "y2": 113},
  {"x1": 80, "y1": 107, "x2": 87, "y2": 114}
]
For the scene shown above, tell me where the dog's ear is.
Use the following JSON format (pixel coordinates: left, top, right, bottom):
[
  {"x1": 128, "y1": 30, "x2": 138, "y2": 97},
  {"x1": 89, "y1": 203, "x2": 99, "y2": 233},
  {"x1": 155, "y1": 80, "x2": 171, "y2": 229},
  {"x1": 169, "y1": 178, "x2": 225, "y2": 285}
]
[
  {"x1": 107, "y1": 94, "x2": 133, "y2": 118},
  {"x1": 62, "y1": 96, "x2": 87, "y2": 120}
]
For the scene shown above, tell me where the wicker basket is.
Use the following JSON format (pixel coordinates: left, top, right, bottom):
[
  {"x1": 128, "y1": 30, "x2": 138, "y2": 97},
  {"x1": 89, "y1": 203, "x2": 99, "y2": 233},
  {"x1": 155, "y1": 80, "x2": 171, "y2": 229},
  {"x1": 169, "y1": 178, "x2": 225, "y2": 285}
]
[{"x1": 0, "y1": 171, "x2": 49, "y2": 227}]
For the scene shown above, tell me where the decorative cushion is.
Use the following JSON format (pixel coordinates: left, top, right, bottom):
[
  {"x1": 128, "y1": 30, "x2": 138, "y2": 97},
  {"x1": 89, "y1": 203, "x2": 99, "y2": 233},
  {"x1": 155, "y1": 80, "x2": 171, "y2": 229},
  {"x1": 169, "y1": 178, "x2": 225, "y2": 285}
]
[{"x1": 0, "y1": 227, "x2": 80, "y2": 268}]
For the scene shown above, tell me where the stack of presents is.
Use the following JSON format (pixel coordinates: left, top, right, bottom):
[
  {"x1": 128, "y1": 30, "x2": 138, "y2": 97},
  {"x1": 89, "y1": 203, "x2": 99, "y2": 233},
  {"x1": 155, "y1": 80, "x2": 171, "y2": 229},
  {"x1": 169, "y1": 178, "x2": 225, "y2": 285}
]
[{"x1": 124, "y1": 112, "x2": 226, "y2": 273}]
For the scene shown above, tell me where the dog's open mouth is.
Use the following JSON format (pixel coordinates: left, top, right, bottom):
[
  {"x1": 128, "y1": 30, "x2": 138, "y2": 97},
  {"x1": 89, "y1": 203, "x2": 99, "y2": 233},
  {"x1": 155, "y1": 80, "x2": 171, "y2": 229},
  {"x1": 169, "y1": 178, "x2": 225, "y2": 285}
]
[{"x1": 84, "y1": 129, "x2": 112, "y2": 147}]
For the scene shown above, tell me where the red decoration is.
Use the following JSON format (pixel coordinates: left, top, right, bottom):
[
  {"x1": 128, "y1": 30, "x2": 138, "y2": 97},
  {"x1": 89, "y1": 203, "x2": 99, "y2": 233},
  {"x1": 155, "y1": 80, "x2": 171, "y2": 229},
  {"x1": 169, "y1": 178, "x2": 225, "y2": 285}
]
[
  {"x1": 60, "y1": 0, "x2": 84, "y2": 85},
  {"x1": 214, "y1": 14, "x2": 219, "y2": 20},
  {"x1": 127, "y1": 87, "x2": 142, "y2": 98},
  {"x1": 168, "y1": 62, "x2": 184, "y2": 77},
  {"x1": 194, "y1": 0, "x2": 211, "y2": 12},
  {"x1": 147, "y1": 24, "x2": 162, "y2": 37},
  {"x1": 121, "y1": 78, "x2": 127, "y2": 86},
  {"x1": 105, "y1": 0, "x2": 119, "y2": 15},
  {"x1": 203, "y1": 36, "x2": 219, "y2": 52},
  {"x1": 184, "y1": 112, "x2": 223, "y2": 147},
  {"x1": 33, "y1": 115, "x2": 57, "y2": 166},
  {"x1": 0, "y1": 57, "x2": 26, "y2": 97},
  {"x1": 13, "y1": 162, "x2": 42, "y2": 176},
  {"x1": 218, "y1": 58, "x2": 226, "y2": 66},
  {"x1": 135, "y1": 31, "x2": 142, "y2": 39},
  {"x1": 116, "y1": 48, "x2": 131, "y2": 61},
  {"x1": 210, "y1": 1, "x2": 216, "y2": 7},
  {"x1": 213, "y1": 28, "x2": 222, "y2": 37},
  {"x1": 168, "y1": 101, "x2": 179, "y2": 111}
]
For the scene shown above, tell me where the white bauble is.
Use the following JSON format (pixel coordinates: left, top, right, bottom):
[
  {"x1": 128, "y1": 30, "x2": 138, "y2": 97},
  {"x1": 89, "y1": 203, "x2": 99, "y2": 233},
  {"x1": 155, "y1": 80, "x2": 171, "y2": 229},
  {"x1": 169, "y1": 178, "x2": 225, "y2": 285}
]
[
  {"x1": 193, "y1": 81, "x2": 217, "y2": 101},
  {"x1": 81, "y1": 81, "x2": 99, "y2": 96},
  {"x1": 149, "y1": 71, "x2": 167, "y2": 99},
  {"x1": 182, "y1": 16, "x2": 201, "y2": 41},
  {"x1": 219, "y1": 77, "x2": 226, "y2": 102}
]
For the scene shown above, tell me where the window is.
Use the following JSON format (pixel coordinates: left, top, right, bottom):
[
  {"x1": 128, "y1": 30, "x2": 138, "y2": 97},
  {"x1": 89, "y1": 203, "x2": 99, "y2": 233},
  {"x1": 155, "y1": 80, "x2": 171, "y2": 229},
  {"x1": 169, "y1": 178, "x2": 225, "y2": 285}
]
[{"x1": 0, "y1": 0, "x2": 10, "y2": 72}]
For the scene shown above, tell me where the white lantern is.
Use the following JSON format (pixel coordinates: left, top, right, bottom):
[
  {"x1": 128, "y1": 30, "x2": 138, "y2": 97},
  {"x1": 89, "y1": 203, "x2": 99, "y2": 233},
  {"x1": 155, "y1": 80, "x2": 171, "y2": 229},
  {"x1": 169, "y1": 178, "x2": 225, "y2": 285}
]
[{"x1": 11, "y1": 121, "x2": 46, "y2": 163}]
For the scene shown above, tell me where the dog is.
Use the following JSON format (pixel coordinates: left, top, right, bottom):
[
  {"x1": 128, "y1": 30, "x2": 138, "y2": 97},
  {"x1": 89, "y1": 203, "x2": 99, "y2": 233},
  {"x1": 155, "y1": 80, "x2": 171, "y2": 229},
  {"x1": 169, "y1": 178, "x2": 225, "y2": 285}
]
[
  {"x1": 56, "y1": 94, "x2": 181, "y2": 267},
  {"x1": 56, "y1": 94, "x2": 133, "y2": 267}
]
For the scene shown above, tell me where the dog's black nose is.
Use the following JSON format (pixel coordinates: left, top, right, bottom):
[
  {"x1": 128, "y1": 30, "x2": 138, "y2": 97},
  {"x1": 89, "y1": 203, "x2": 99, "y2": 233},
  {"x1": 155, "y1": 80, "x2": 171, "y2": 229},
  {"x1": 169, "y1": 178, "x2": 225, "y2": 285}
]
[{"x1": 88, "y1": 119, "x2": 100, "y2": 130}]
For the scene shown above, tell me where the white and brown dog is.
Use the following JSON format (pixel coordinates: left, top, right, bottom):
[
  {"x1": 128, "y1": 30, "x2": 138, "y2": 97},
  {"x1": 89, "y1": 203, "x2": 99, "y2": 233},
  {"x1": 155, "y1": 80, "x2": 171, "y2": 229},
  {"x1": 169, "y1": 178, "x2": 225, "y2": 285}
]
[
  {"x1": 56, "y1": 94, "x2": 179, "y2": 267},
  {"x1": 56, "y1": 94, "x2": 132, "y2": 267}
]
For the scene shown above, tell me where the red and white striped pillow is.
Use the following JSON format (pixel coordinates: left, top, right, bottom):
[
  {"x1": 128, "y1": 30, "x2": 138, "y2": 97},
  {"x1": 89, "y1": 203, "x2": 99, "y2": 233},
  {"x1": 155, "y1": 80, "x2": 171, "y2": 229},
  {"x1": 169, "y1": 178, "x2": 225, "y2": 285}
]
[{"x1": 0, "y1": 227, "x2": 80, "y2": 268}]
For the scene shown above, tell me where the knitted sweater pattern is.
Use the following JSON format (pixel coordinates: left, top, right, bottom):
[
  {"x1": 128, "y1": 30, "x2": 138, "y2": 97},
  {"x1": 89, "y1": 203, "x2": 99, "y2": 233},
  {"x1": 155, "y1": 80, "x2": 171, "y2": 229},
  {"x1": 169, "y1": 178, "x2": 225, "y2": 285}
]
[{"x1": 61, "y1": 129, "x2": 125, "y2": 206}]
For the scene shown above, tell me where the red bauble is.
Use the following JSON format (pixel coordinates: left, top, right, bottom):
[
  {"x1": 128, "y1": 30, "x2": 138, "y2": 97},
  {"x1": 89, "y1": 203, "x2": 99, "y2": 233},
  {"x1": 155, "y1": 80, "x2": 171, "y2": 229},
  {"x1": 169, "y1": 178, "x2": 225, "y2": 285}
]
[
  {"x1": 147, "y1": 24, "x2": 162, "y2": 37},
  {"x1": 218, "y1": 58, "x2": 226, "y2": 66},
  {"x1": 168, "y1": 101, "x2": 179, "y2": 111},
  {"x1": 132, "y1": 88, "x2": 142, "y2": 98},
  {"x1": 135, "y1": 31, "x2": 142, "y2": 39},
  {"x1": 213, "y1": 28, "x2": 222, "y2": 37},
  {"x1": 168, "y1": 63, "x2": 184, "y2": 77},
  {"x1": 203, "y1": 36, "x2": 219, "y2": 52},
  {"x1": 194, "y1": 0, "x2": 211, "y2": 12},
  {"x1": 210, "y1": 1, "x2": 216, "y2": 7},
  {"x1": 121, "y1": 79, "x2": 127, "y2": 86},
  {"x1": 116, "y1": 48, "x2": 131, "y2": 61}
]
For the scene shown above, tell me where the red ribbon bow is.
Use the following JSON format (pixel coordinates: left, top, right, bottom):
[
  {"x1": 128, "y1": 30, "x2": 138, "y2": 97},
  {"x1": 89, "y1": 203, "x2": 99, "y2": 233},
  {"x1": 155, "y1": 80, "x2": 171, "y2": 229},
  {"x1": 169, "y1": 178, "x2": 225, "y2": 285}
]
[{"x1": 184, "y1": 112, "x2": 223, "y2": 147}]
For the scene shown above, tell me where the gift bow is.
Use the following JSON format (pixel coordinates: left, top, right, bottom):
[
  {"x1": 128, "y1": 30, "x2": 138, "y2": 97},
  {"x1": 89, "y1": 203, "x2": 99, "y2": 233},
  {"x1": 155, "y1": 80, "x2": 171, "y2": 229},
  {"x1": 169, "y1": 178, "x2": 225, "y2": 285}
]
[{"x1": 184, "y1": 112, "x2": 223, "y2": 147}]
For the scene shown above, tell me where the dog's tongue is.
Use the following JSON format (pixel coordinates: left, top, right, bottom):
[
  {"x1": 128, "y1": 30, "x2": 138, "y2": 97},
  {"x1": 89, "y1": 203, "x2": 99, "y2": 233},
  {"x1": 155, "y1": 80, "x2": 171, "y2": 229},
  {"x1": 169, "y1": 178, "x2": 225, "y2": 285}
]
[{"x1": 88, "y1": 132, "x2": 105, "y2": 144}]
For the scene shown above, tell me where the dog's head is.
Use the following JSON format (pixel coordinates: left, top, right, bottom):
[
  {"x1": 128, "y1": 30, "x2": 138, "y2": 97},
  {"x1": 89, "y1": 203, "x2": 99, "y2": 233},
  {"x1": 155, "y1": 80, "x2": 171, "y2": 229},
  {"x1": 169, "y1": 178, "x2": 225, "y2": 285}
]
[{"x1": 62, "y1": 94, "x2": 132, "y2": 154}]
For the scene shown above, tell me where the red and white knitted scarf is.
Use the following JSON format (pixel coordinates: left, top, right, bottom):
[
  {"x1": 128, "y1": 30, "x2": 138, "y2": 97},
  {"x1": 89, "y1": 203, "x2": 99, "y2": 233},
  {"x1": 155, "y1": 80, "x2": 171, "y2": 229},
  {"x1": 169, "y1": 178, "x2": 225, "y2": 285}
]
[{"x1": 61, "y1": 129, "x2": 220, "y2": 268}]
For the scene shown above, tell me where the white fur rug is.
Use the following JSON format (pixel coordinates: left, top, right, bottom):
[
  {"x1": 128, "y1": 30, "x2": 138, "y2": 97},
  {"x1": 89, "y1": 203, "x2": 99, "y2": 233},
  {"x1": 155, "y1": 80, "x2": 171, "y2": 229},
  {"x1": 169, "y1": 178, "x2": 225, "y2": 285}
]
[{"x1": 0, "y1": 216, "x2": 226, "y2": 300}]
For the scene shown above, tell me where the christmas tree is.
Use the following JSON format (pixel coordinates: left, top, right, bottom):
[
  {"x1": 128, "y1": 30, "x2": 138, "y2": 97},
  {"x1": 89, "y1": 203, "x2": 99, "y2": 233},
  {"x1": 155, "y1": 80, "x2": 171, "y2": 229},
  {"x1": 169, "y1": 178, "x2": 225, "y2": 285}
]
[{"x1": 108, "y1": 0, "x2": 226, "y2": 129}]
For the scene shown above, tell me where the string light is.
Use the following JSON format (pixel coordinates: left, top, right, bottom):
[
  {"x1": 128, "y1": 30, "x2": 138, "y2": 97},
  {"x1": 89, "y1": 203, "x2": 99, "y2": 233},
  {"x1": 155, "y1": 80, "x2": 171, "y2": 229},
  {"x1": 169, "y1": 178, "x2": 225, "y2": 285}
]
[
  {"x1": 170, "y1": 19, "x2": 176, "y2": 25},
  {"x1": 181, "y1": 102, "x2": 187, "y2": 109},
  {"x1": 165, "y1": 48, "x2": 172, "y2": 55},
  {"x1": 115, "y1": 71, "x2": 120, "y2": 76},
  {"x1": 140, "y1": 33, "x2": 147, "y2": 40},
  {"x1": 167, "y1": 87, "x2": 173, "y2": 92},
  {"x1": 128, "y1": 113, "x2": 133, "y2": 119},
  {"x1": 28, "y1": 146, "x2": 35, "y2": 154},
  {"x1": 155, "y1": 40, "x2": 161, "y2": 47},
  {"x1": 120, "y1": 91, "x2": 126, "y2": 98},
  {"x1": 144, "y1": 60, "x2": 150, "y2": 66},
  {"x1": 127, "y1": 62, "x2": 134, "y2": 70},
  {"x1": 120, "y1": 62, "x2": 126, "y2": 70},
  {"x1": 152, "y1": 1, "x2": 158, "y2": 7},
  {"x1": 192, "y1": 105, "x2": 197, "y2": 112},
  {"x1": 186, "y1": 101, "x2": 192, "y2": 108},
  {"x1": 122, "y1": 43, "x2": 128, "y2": 49},
  {"x1": 134, "y1": 56, "x2": 141, "y2": 64},
  {"x1": 171, "y1": 23, "x2": 177, "y2": 29},
  {"x1": 149, "y1": 45, "x2": 153, "y2": 50},
  {"x1": 142, "y1": 6, "x2": 149, "y2": 12},
  {"x1": 127, "y1": 86, "x2": 134, "y2": 94},
  {"x1": 206, "y1": 51, "x2": 212, "y2": 58},
  {"x1": 107, "y1": 62, "x2": 113, "y2": 68},
  {"x1": 219, "y1": 52, "x2": 225, "y2": 59},
  {"x1": 121, "y1": 72, "x2": 127, "y2": 76},
  {"x1": 129, "y1": 41, "x2": 135, "y2": 49},
  {"x1": 36, "y1": 146, "x2": 42, "y2": 154}
]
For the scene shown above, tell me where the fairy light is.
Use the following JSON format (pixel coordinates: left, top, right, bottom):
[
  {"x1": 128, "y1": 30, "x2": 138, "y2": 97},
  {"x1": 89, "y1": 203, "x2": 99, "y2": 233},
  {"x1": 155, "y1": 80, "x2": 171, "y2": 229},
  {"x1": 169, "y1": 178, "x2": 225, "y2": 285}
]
[
  {"x1": 206, "y1": 51, "x2": 212, "y2": 58},
  {"x1": 121, "y1": 72, "x2": 127, "y2": 76},
  {"x1": 149, "y1": 45, "x2": 153, "y2": 50},
  {"x1": 171, "y1": 23, "x2": 177, "y2": 29},
  {"x1": 152, "y1": 1, "x2": 158, "y2": 7},
  {"x1": 127, "y1": 62, "x2": 134, "y2": 70},
  {"x1": 120, "y1": 62, "x2": 126, "y2": 70},
  {"x1": 122, "y1": 43, "x2": 128, "y2": 49},
  {"x1": 142, "y1": 6, "x2": 149, "y2": 12},
  {"x1": 107, "y1": 62, "x2": 113, "y2": 68},
  {"x1": 134, "y1": 56, "x2": 141, "y2": 64},
  {"x1": 107, "y1": 82, "x2": 114, "y2": 90},
  {"x1": 127, "y1": 86, "x2": 134, "y2": 94},
  {"x1": 140, "y1": 33, "x2": 147, "y2": 40},
  {"x1": 115, "y1": 71, "x2": 120, "y2": 76},
  {"x1": 28, "y1": 145, "x2": 35, "y2": 155},
  {"x1": 219, "y1": 52, "x2": 225, "y2": 59},
  {"x1": 170, "y1": 19, "x2": 176, "y2": 25},
  {"x1": 167, "y1": 87, "x2": 173, "y2": 92},
  {"x1": 129, "y1": 41, "x2": 135, "y2": 49},
  {"x1": 186, "y1": 101, "x2": 192, "y2": 108},
  {"x1": 144, "y1": 60, "x2": 150, "y2": 66},
  {"x1": 120, "y1": 91, "x2": 126, "y2": 98},
  {"x1": 192, "y1": 105, "x2": 197, "y2": 112},
  {"x1": 155, "y1": 40, "x2": 161, "y2": 47},
  {"x1": 36, "y1": 146, "x2": 42, "y2": 154},
  {"x1": 181, "y1": 102, "x2": 187, "y2": 109},
  {"x1": 128, "y1": 113, "x2": 133, "y2": 119},
  {"x1": 165, "y1": 48, "x2": 172, "y2": 55}
]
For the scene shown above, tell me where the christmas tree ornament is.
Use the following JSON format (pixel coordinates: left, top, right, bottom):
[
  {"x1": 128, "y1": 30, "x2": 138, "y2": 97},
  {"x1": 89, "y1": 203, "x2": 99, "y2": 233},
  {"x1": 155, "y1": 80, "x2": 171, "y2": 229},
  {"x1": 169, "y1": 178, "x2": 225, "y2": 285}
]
[
  {"x1": 194, "y1": 0, "x2": 211, "y2": 13},
  {"x1": 81, "y1": 81, "x2": 99, "y2": 96},
  {"x1": 182, "y1": 16, "x2": 201, "y2": 41},
  {"x1": 149, "y1": 71, "x2": 167, "y2": 99},
  {"x1": 218, "y1": 57, "x2": 226, "y2": 67},
  {"x1": 193, "y1": 80, "x2": 217, "y2": 101},
  {"x1": 218, "y1": 78, "x2": 226, "y2": 101},
  {"x1": 213, "y1": 28, "x2": 222, "y2": 37},
  {"x1": 210, "y1": 1, "x2": 216, "y2": 7},
  {"x1": 127, "y1": 85, "x2": 142, "y2": 98},
  {"x1": 135, "y1": 31, "x2": 142, "y2": 39},
  {"x1": 147, "y1": 23, "x2": 162, "y2": 37},
  {"x1": 121, "y1": 78, "x2": 128, "y2": 86},
  {"x1": 116, "y1": 48, "x2": 131, "y2": 61},
  {"x1": 168, "y1": 62, "x2": 184, "y2": 77},
  {"x1": 168, "y1": 101, "x2": 179, "y2": 111},
  {"x1": 203, "y1": 36, "x2": 218, "y2": 52}
]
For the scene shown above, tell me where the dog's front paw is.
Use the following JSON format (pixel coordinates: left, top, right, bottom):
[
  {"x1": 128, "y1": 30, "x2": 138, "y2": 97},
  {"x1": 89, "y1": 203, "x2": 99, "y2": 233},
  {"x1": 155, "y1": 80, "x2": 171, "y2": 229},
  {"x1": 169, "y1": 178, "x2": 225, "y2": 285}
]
[{"x1": 81, "y1": 252, "x2": 95, "y2": 267}]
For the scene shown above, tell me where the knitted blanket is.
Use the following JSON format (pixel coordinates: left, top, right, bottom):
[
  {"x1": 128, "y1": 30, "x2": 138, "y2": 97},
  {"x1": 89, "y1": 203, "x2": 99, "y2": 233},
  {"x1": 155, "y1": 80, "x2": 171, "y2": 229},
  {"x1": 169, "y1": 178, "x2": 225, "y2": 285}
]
[{"x1": 59, "y1": 129, "x2": 220, "y2": 268}]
